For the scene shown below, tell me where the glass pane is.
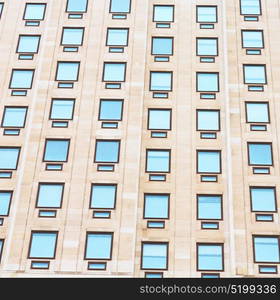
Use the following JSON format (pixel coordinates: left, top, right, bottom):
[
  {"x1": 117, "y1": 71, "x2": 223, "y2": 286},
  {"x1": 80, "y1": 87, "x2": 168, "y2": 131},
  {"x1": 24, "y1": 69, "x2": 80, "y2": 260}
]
[
  {"x1": 24, "y1": 4, "x2": 46, "y2": 20},
  {"x1": 152, "y1": 38, "x2": 173, "y2": 55},
  {"x1": 154, "y1": 6, "x2": 174, "y2": 22},
  {"x1": 197, "y1": 39, "x2": 218, "y2": 56},
  {"x1": 103, "y1": 63, "x2": 126, "y2": 82},
  {"x1": 248, "y1": 144, "x2": 272, "y2": 165},
  {"x1": 107, "y1": 29, "x2": 128, "y2": 46},
  {"x1": 197, "y1": 73, "x2": 218, "y2": 92},
  {"x1": 244, "y1": 65, "x2": 266, "y2": 84},
  {"x1": 67, "y1": 0, "x2": 87, "y2": 12},
  {"x1": 18, "y1": 36, "x2": 40, "y2": 53},
  {"x1": 0, "y1": 148, "x2": 20, "y2": 170},
  {"x1": 0, "y1": 240, "x2": 3, "y2": 257},
  {"x1": 10, "y1": 70, "x2": 34, "y2": 89},
  {"x1": 29, "y1": 232, "x2": 57, "y2": 258},
  {"x1": 148, "y1": 110, "x2": 171, "y2": 130},
  {"x1": 51, "y1": 100, "x2": 74, "y2": 120},
  {"x1": 246, "y1": 103, "x2": 269, "y2": 123},
  {"x1": 2, "y1": 107, "x2": 27, "y2": 127},
  {"x1": 56, "y1": 62, "x2": 79, "y2": 81},
  {"x1": 198, "y1": 151, "x2": 220, "y2": 173},
  {"x1": 142, "y1": 243, "x2": 167, "y2": 269},
  {"x1": 242, "y1": 31, "x2": 263, "y2": 48},
  {"x1": 197, "y1": 6, "x2": 217, "y2": 22},
  {"x1": 91, "y1": 185, "x2": 116, "y2": 209},
  {"x1": 241, "y1": 0, "x2": 261, "y2": 15},
  {"x1": 147, "y1": 150, "x2": 170, "y2": 172},
  {"x1": 197, "y1": 111, "x2": 219, "y2": 131},
  {"x1": 198, "y1": 195, "x2": 222, "y2": 219},
  {"x1": 198, "y1": 244, "x2": 223, "y2": 270},
  {"x1": 110, "y1": 0, "x2": 130, "y2": 13},
  {"x1": 95, "y1": 141, "x2": 120, "y2": 163},
  {"x1": 37, "y1": 184, "x2": 63, "y2": 208},
  {"x1": 251, "y1": 188, "x2": 276, "y2": 212},
  {"x1": 86, "y1": 234, "x2": 112, "y2": 259},
  {"x1": 62, "y1": 28, "x2": 84, "y2": 45},
  {"x1": 254, "y1": 237, "x2": 280, "y2": 263},
  {"x1": 99, "y1": 100, "x2": 123, "y2": 120},
  {"x1": 0, "y1": 192, "x2": 12, "y2": 215},
  {"x1": 150, "y1": 72, "x2": 172, "y2": 91},
  {"x1": 144, "y1": 195, "x2": 169, "y2": 219},
  {"x1": 44, "y1": 140, "x2": 69, "y2": 162}
]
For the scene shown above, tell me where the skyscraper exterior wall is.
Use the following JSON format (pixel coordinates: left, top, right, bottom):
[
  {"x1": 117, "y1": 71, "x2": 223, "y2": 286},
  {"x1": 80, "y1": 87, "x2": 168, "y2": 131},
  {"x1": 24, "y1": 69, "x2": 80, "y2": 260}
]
[{"x1": 0, "y1": 0, "x2": 279, "y2": 278}]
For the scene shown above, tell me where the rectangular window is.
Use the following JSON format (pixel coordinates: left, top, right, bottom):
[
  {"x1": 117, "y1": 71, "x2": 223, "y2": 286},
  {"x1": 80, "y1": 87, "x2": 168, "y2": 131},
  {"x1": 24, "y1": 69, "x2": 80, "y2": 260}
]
[
  {"x1": 43, "y1": 139, "x2": 70, "y2": 162},
  {"x1": 250, "y1": 187, "x2": 276, "y2": 212},
  {"x1": 153, "y1": 5, "x2": 174, "y2": 22},
  {"x1": 94, "y1": 140, "x2": 120, "y2": 163},
  {"x1": 253, "y1": 236, "x2": 280, "y2": 263},
  {"x1": 106, "y1": 28, "x2": 129, "y2": 46},
  {"x1": 36, "y1": 183, "x2": 64, "y2": 208},
  {"x1": 197, "y1": 244, "x2": 224, "y2": 271},
  {"x1": 197, "y1": 73, "x2": 219, "y2": 92},
  {"x1": 90, "y1": 184, "x2": 117, "y2": 209},
  {"x1": 248, "y1": 143, "x2": 272, "y2": 166},
  {"x1": 146, "y1": 150, "x2": 170, "y2": 173},
  {"x1": 56, "y1": 62, "x2": 80, "y2": 81},
  {"x1": 0, "y1": 239, "x2": 3, "y2": 262},
  {"x1": 85, "y1": 232, "x2": 113, "y2": 260},
  {"x1": 28, "y1": 231, "x2": 58, "y2": 259},
  {"x1": 197, "y1": 6, "x2": 217, "y2": 23},
  {"x1": 17, "y1": 35, "x2": 40, "y2": 53},
  {"x1": 150, "y1": 72, "x2": 172, "y2": 91},
  {"x1": 103, "y1": 63, "x2": 126, "y2": 82},
  {"x1": 1, "y1": 107, "x2": 28, "y2": 128},
  {"x1": 144, "y1": 194, "x2": 169, "y2": 219},
  {"x1": 148, "y1": 109, "x2": 171, "y2": 131},
  {"x1": 243, "y1": 65, "x2": 266, "y2": 84},
  {"x1": 50, "y1": 99, "x2": 75, "y2": 120},
  {"x1": 0, "y1": 147, "x2": 21, "y2": 170},
  {"x1": 24, "y1": 3, "x2": 46, "y2": 20},
  {"x1": 99, "y1": 100, "x2": 123, "y2": 121},
  {"x1": 197, "y1": 38, "x2": 218, "y2": 56},
  {"x1": 197, "y1": 195, "x2": 222, "y2": 220},
  {"x1": 197, "y1": 110, "x2": 220, "y2": 131},
  {"x1": 240, "y1": 0, "x2": 261, "y2": 15},
  {"x1": 110, "y1": 0, "x2": 131, "y2": 13},
  {"x1": 141, "y1": 243, "x2": 168, "y2": 270},
  {"x1": 246, "y1": 102, "x2": 269, "y2": 123},
  {"x1": 9, "y1": 69, "x2": 34, "y2": 89},
  {"x1": 242, "y1": 30, "x2": 263, "y2": 48},
  {"x1": 152, "y1": 37, "x2": 173, "y2": 55},
  {"x1": 0, "y1": 191, "x2": 12, "y2": 216},
  {"x1": 61, "y1": 28, "x2": 84, "y2": 46},
  {"x1": 66, "y1": 0, "x2": 88, "y2": 12},
  {"x1": 197, "y1": 150, "x2": 221, "y2": 173}
]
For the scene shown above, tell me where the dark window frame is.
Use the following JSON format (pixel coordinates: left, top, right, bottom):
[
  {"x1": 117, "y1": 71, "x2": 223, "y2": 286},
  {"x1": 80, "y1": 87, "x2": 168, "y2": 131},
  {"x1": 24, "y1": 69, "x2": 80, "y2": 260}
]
[
  {"x1": 197, "y1": 243, "x2": 225, "y2": 272},
  {"x1": 143, "y1": 193, "x2": 170, "y2": 220},
  {"x1": 247, "y1": 142, "x2": 273, "y2": 166},
  {"x1": 243, "y1": 64, "x2": 267, "y2": 85},
  {"x1": 16, "y1": 34, "x2": 41, "y2": 54},
  {"x1": 43, "y1": 139, "x2": 71, "y2": 163},
  {"x1": 23, "y1": 3, "x2": 47, "y2": 20},
  {"x1": 197, "y1": 194, "x2": 223, "y2": 221},
  {"x1": 245, "y1": 101, "x2": 270, "y2": 124},
  {"x1": 106, "y1": 28, "x2": 129, "y2": 47},
  {"x1": 147, "y1": 108, "x2": 172, "y2": 131},
  {"x1": 252, "y1": 235, "x2": 280, "y2": 264},
  {"x1": 196, "y1": 150, "x2": 222, "y2": 174},
  {"x1": 141, "y1": 241, "x2": 169, "y2": 270},
  {"x1": 0, "y1": 191, "x2": 13, "y2": 216},
  {"x1": 196, "y1": 37, "x2": 219, "y2": 57},
  {"x1": 151, "y1": 36, "x2": 174, "y2": 56},
  {"x1": 249, "y1": 186, "x2": 277, "y2": 213},
  {"x1": 196, "y1": 72, "x2": 220, "y2": 92},
  {"x1": 102, "y1": 62, "x2": 127, "y2": 83},
  {"x1": 0, "y1": 146, "x2": 21, "y2": 170},
  {"x1": 145, "y1": 149, "x2": 171, "y2": 173},
  {"x1": 55, "y1": 61, "x2": 81, "y2": 82},
  {"x1": 35, "y1": 182, "x2": 65, "y2": 209},
  {"x1": 109, "y1": 0, "x2": 131, "y2": 14},
  {"x1": 196, "y1": 109, "x2": 220, "y2": 132},
  {"x1": 94, "y1": 139, "x2": 121, "y2": 164},
  {"x1": 149, "y1": 71, "x2": 173, "y2": 92},
  {"x1": 66, "y1": 0, "x2": 88, "y2": 13},
  {"x1": 89, "y1": 183, "x2": 117, "y2": 210},
  {"x1": 49, "y1": 98, "x2": 75, "y2": 121},
  {"x1": 9, "y1": 69, "x2": 35, "y2": 89},
  {"x1": 240, "y1": 0, "x2": 262, "y2": 16},
  {"x1": 60, "y1": 27, "x2": 85, "y2": 46},
  {"x1": 241, "y1": 30, "x2": 264, "y2": 49},
  {"x1": 1, "y1": 106, "x2": 28, "y2": 128},
  {"x1": 98, "y1": 99, "x2": 124, "y2": 122},
  {"x1": 196, "y1": 5, "x2": 218, "y2": 23},
  {"x1": 152, "y1": 5, "x2": 175, "y2": 23}
]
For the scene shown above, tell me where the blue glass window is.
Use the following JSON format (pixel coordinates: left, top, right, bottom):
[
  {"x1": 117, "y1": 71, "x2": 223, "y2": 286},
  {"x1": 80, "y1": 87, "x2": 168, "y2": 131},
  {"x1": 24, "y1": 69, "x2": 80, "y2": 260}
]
[
  {"x1": 2, "y1": 107, "x2": 27, "y2": 128},
  {"x1": 148, "y1": 109, "x2": 171, "y2": 130},
  {"x1": 198, "y1": 244, "x2": 223, "y2": 271},
  {"x1": 250, "y1": 187, "x2": 276, "y2": 212},
  {"x1": 0, "y1": 191, "x2": 12, "y2": 216},
  {"x1": 197, "y1": 38, "x2": 218, "y2": 56},
  {"x1": 0, "y1": 3, "x2": 3, "y2": 18},
  {"x1": 10, "y1": 70, "x2": 34, "y2": 89},
  {"x1": 85, "y1": 233, "x2": 113, "y2": 259},
  {"x1": 144, "y1": 194, "x2": 169, "y2": 219},
  {"x1": 56, "y1": 62, "x2": 80, "y2": 81},
  {"x1": 146, "y1": 150, "x2": 170, "y2": 173},
  {"x1": 66, "y1": 0, "x2": 88, "y2": 12},
  {"x1": 95, "y1": 140, "x2": 120, "y2": 163},
  {"x1": 17, "y1": 35, "x2": 40, "y2": 53},
  {"x1": 240, "y1": 0, "x2": 261, "y2": 15},
  {"x1": 150, "y1": 72, "x2": 172, "y2": 91},
  {"x1": 197, "y1": 110, "x2": 220, "y2": 131},
  {"x1": 153, "y1": 5, "x2": 174, "y2": 22},
  {"x1": 197, "y1": 151, "x2": 221, "y2": 173},
  {"x1": 43, "y1": 140, "x2": 70, "y2": 162},
  {"x1": 50, "y1": 99, "x2": 75, "y2": 120},
  {"x1": 62, "y1": 28, "x2": 84, "y2": 45},
  {"x1": 248, "y1": 143, "x2": 272, "y2": 165},
  {"x1": 103, "y1": 63, "x2": 126, "y2": 82},
  {"x1": 198, "y1": 195, "x2": 222, "y2": 220},
  {"x1": 254, "y1": 236, "x2": 280, "y2": 263},
  {"x1": 107, "y1": 28, "x2": 129, "y2": 46},
  {"x1": 0, "y1": 239, "x2": 3, "y2": 261},
  {"x1": 142, "y1": 243, "x2": 168, "y2": 270},
  {"x1": 90, "y1": 185, "x2": 117, "y2": 209},
  {"x1": 197, "y1": 73, "x2": 219, "y2": 92},
  {"x1": 242, "y1": 31, "x2": 263, "y2": 48},
  {"x1": 0, "y1": 147, "x2": 20, "y2": 170},
  {"x1": 24, "y1": 3, "x2": 46, "y2": 20},
  {"x1": 246, "y1": 102, "x2": 269, "y2": 123},
  {"x1": 197, "y1": 6, "x2": 217, "y2": 23},
  {"x1": 99, "y1": 100, "x2": 123, "y2": 121},
  {"x1": 37, "y1": 183, "x2": 64, "y2": 208},
  {"x1": 152, "y1": 37, "x2": 173, "y2": 55},
  {"x1": 29, "y1": 232, "x2": 58, "y2": 258},
  {"x1": 110, "y1": 0, "x2": 131, "y2": 13},
  {"x1": 244, "y1": 65, "x2": 266, "y2": 84}
]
